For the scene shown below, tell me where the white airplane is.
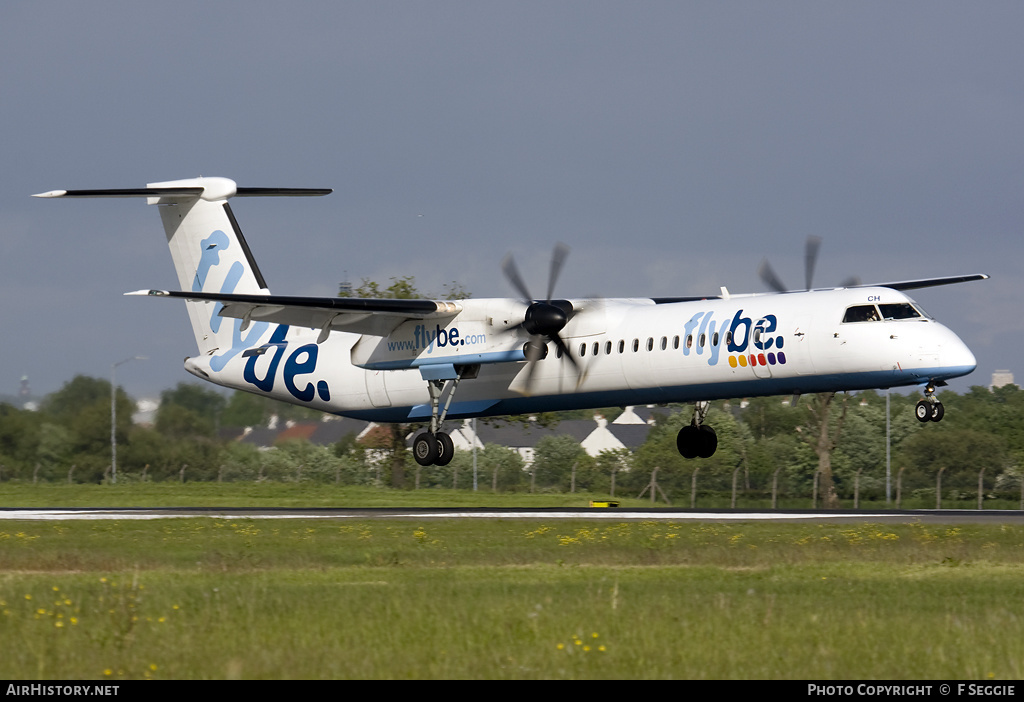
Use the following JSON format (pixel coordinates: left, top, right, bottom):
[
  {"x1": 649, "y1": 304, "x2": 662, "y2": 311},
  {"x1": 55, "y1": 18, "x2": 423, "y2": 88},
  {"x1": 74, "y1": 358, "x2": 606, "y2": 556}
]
[{"x1": 36, "y1": 177, "x2": 987, "y2": 466}]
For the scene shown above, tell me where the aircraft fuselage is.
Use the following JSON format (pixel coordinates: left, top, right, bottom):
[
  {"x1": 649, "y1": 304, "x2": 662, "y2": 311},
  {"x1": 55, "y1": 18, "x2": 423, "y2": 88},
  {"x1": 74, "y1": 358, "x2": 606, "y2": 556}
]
[{"x1": 184, "y1": 285, "x2": 975, "y2": 423}]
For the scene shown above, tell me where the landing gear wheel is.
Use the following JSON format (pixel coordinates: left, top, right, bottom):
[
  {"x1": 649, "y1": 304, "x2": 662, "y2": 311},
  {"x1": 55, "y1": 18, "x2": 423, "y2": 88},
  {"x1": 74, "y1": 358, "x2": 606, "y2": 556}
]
[
  {"x1": 915, "y1": 400, "x2": 932, "y2": 423},
  {"x1": 677, "y1": 425, "x2": 699, "y2": 459},
  {"x1": 413, "y1": 432, "x2": 439, "y2": 466},
  {"x1": 696, "y1": 425, "x2": 718, "y2": 458},
  {"x1": 434, "y1": 432, "x2": 455, "y2": 466},
  {"x1": 676, "y1": 424, "x2": 718, "y2": 459},
  {"x1": 929, "y1": 401, "x2": 945, "y2": 422}
]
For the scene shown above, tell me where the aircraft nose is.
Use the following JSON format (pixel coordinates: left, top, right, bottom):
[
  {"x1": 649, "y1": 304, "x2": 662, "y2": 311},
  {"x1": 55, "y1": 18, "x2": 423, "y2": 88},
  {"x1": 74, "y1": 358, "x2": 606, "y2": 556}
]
[{"x1": 940, "y1": 326, "x2": 977, "y2": 378}]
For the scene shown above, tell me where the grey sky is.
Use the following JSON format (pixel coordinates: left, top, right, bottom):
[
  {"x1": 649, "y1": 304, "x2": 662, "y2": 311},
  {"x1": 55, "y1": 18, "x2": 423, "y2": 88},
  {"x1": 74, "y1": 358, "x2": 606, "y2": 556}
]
[{"x1": 2, "y1": 1, "x2": 1020, "y2": 402}]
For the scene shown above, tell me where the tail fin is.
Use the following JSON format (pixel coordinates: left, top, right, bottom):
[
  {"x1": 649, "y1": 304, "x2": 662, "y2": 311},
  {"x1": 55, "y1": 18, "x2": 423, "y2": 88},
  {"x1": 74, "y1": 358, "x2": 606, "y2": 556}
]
[{"x1": 35, "y1": 177, "x2": 331, "y2": 364}]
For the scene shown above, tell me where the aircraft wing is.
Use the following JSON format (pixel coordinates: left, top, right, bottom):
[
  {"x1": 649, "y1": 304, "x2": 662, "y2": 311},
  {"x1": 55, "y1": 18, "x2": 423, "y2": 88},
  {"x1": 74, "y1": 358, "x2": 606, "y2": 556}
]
[
  {"x1": 851, "y1": 274, "x2": 990, "y2": 292},
  {"x1": 126, "y1": 289, "x2": 461, "y2": 340}
]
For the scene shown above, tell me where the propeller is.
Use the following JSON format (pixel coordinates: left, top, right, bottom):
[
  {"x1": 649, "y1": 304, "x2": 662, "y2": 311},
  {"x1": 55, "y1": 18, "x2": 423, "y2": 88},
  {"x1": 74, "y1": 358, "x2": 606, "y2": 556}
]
[
  {"x1": 501, "y1": 243, "x2": 583, "y2": 394},
  {"x1": 758, "y1": 236, "x2": 860, "y2": 292}
]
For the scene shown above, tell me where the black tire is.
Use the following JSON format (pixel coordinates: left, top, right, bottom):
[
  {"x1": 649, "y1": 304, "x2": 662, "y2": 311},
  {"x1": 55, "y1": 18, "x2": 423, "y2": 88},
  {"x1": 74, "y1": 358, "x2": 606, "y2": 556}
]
[
  {"x1": 413, "y1": 432, "x2": 439, "y2": 466},
  {"x1": 435, "y1": 432, "x2": 455, "y2": 466},
  {"x1": 929, "y1": 402, "x2": 945, "y2": 422},
  {"x1": 696, "y1": 425, "x2": 718, "y2": 459},
  {"x1": 676, "y1": 425, "x2": 699, "y2": 459},
  {"x1": 915, "y1": 400, "x2": 932, "y2": 423}
]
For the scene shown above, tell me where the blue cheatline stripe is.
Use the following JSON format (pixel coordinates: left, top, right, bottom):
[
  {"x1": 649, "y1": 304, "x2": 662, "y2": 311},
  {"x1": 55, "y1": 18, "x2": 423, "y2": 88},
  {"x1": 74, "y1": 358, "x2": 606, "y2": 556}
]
[
  {"x1": 334, "y1": 365, "x2": 977, "y2": 424},
  {"x1": 360, "y1": 349, "x2": 526, "y2": 371}
]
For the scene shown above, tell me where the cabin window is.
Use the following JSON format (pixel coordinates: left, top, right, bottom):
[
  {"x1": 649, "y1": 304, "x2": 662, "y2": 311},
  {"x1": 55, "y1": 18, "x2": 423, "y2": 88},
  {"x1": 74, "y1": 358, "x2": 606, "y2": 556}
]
[
  {"x1": 673, "y1": 335, "x2": 680, "y2": 349},
  {"x1": 618, "y1": 340, "x2": 625, "y2": 354},
  {"x1": 879, "y1": 303, "x2": 922, "y2": 320},
  {"x1": 579, "y1": 343, "x2": 587, "y2": 357},
  {"x1": 843, "y1": 305, "x2": 881, "y2": 323},
  {"x1": 605, "y1": 340, "x2": 612, "y2": 355},
  {"x1": 632, "y1": 339, "x2": 639, "y2": 352},
  {"x1": 660, "y1": 336, "x2": 668, "y2": 351},
  {"x1": 646, "y1": 337, "x2": 654, "y2": 352},
  {"x1": 712, "y1": 332, "x2": 719, "y2": 346},
  {"x1": 686, "y1": 335, "x2": 693, "y2": 349},
  {"x1": 699, "y1": 333, "x2": 706, "y2": 347},
  {"x1": 725, "y1": 331, "x2": 733, "y2": 346},
  {"x1": 593, "y1": 342, "x2": 600, "y2": 357}
]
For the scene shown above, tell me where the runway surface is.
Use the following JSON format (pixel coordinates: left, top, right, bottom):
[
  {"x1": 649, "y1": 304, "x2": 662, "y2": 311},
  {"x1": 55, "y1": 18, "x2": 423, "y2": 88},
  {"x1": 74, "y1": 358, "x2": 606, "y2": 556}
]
[{"x1": 1, "y1": 507, "x2": 1021, "y2": 523}]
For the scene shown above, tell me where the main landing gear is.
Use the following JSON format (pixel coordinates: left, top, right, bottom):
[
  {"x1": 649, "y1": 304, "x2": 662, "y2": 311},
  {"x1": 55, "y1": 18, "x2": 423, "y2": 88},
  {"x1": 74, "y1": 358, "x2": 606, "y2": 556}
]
[
  {"x1": 676, "y1": 401, "x2": 718, "y2": 459},
  {"x1": 413, "y1": 430, "x2": 455, "y2": 466},
  {"x1": 412, "y1": 366, "x2": 475, "y2": 467},
  {"x1": 915, "y1": 383, "x2": 945, "y2": 423}
]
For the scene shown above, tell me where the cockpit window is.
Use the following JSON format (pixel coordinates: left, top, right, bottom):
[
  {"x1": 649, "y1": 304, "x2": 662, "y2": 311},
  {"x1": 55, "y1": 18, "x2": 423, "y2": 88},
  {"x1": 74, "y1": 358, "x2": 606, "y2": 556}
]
[
  {"x1": 879, "y1": 303, "x2": 922, "y2": 320},
  {"x1": 843, "y1": 305, "x2": 880, "y2": 323}
]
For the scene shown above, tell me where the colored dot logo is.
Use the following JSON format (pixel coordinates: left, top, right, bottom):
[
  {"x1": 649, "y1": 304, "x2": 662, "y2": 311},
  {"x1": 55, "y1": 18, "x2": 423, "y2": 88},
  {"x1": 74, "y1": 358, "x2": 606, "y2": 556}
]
[{"x1": 729, "y1": 352, "x2": 787, "y2": 368}]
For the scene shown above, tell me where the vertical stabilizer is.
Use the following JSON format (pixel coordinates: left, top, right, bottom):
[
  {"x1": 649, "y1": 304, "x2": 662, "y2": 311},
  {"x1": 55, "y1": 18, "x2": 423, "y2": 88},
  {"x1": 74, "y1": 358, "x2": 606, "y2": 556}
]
[{"x1": 147, "y1": 177, "x2": 269, "y2": 358}]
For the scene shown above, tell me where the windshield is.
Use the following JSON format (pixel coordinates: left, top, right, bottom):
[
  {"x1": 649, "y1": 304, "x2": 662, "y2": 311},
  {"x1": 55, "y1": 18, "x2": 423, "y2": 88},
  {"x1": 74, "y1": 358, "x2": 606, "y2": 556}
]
[
  {"x1": 843, "y1": 302, "x2": 925, "y2": 323},
  {"x1": 879, "y1": 303, "x2": 922, "y2": 320}
]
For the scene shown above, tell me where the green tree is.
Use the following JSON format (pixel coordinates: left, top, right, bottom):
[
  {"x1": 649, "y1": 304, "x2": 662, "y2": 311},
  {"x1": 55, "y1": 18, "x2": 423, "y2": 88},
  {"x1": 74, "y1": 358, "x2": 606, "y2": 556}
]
[
  {"x1": 157, "y1": 383, "x2": 227, "y2": 431},
  {"x1": 0, "y1": 403, "x2": 42, "y2": 480},
  {"x1": 40, "y1": 375, "x2": 135, "y2": 478},
  {"x1": 531, "y1": 435, "x2": 586, "y2": 491}
]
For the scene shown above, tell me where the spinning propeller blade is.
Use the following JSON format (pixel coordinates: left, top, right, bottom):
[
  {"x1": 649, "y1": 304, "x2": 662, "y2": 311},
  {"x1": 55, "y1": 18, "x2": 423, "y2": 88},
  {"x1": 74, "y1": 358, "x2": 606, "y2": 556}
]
[{"x1": 501, "y1": 243, "x2": 582, "y2": 394}]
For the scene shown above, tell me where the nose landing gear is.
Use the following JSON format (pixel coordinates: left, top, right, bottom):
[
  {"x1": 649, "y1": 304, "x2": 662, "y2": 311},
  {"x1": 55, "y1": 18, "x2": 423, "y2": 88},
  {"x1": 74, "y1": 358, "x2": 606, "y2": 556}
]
[{"x1": 915, "y1": 383, "x2": 945, "y2": 423}]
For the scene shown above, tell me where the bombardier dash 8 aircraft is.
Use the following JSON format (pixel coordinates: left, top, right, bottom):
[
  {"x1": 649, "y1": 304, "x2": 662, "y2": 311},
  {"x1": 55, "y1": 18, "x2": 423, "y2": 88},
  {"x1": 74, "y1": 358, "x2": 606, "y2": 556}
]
[{"x1": 36, "y1": 177, "x2": 987, "y2": 466}]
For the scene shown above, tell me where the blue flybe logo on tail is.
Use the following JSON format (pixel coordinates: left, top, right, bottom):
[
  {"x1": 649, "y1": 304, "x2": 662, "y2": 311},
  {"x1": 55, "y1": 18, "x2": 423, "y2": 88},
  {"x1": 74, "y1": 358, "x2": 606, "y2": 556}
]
[{"x1": 194, "y1": 230, "x2": 271, "y2": 372}]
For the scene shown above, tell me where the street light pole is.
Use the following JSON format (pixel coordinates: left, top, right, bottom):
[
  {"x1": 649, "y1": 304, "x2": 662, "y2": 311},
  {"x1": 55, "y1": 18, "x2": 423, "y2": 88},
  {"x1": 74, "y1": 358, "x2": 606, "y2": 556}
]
[{"x1": 111, "y1": 356, "x2": 146, "y2": 484}]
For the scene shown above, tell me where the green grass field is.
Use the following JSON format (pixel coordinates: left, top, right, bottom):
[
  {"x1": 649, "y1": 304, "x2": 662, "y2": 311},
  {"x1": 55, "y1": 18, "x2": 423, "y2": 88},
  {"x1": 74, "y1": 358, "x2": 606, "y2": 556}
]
[
  {"x1": 2, "y1": 484, "x2": 1023, "y2": 679},
  {"x1": 1, "y1": 481, "x2": 1019, "y2": 510}
]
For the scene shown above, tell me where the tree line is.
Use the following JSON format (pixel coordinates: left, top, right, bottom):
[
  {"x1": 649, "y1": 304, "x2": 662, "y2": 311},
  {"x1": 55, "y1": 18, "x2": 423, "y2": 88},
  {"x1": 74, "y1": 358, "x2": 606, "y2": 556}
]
[{"x1": 2, "y1": 373, "x2": 1022, "y2": 507}]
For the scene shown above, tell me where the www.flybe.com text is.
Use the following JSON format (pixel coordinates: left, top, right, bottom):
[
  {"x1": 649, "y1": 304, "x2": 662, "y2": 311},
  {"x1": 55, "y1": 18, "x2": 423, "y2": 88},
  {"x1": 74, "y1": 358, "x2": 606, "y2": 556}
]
[{"x1": 387, "y1": 324, "x2": 487, "y2": 354}]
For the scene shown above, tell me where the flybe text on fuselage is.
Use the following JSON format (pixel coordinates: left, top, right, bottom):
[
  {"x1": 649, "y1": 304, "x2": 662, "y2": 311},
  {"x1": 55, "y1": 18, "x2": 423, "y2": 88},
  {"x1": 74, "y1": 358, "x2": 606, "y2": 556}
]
[{"x1": 674, "y1": 308, "x2": 788, "y2": 369}]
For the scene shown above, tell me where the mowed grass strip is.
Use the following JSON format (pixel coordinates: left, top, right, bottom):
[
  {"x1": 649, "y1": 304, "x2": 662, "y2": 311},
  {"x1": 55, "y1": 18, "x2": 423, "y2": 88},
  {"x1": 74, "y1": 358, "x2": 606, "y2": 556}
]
[{"x1": 1, "y1": 519, "x2": 1023, "y2": 679}]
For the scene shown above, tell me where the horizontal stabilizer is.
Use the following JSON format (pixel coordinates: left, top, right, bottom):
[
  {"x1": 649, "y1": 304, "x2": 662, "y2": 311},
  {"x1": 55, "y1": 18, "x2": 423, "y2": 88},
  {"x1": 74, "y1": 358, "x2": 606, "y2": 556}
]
[
  {"x1": 33, "y1": 187, "x2": 204, "y2": 199},
  {"x1": 34, "y1": 185, "x2": 331, "y2": 200}
]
